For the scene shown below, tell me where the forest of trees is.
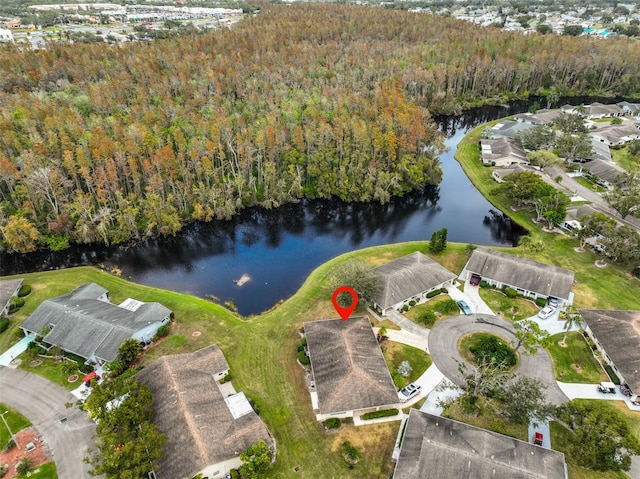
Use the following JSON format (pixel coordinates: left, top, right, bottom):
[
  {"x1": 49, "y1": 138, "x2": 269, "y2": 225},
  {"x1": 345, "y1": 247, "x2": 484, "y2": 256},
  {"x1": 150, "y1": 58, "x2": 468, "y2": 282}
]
[{"x1": 2, "y1": 4, "x2": 640, "y2": 252}]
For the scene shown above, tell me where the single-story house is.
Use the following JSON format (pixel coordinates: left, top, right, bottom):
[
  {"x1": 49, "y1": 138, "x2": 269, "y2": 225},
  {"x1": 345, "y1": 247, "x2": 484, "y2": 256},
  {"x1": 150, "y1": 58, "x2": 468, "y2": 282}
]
[
  {"x1": 0, "y1": 279, "x2": 23, "y2": 316},
  {"x1": 20, "y1": 283, "x2": 172, "y2": 364},
  {"x1": 304, "y1": 316, "x2": 398, "y2": 421},
  {"x1": 585, "y1": 136, "x2": 612, "y2": 162},
  {"x1": 580, "y1": 158, "x2": 626, "y2": 189},
  {"x1": 617, "y1": 101, "x2": 640, "y2": 120},
  {"x1": 513, "y1": 108, "x2": 562, "y2": 125},
  {"x1": 0, "y1": 28, "x2": 13, "y2": 42},
  {"x1": 581, "y1": 310, "x2": 640, "y2": 395},
  {"x1": 393, "y1": 409, "x2": 567, "y2": 479},
  {"x1": 372, "y1": 251, "x2": 457, "y2": 315},
  {"x1": 562, "y1": 204, "x2": 600, "y2": 232},
  {"x1": 589, "y1": 123, "x2": 640, "y2": 146},
  {"x1": 480, "y1": 137, "x2": 528, "y2": 167},
  {"x1": 563, "y1": 102, "x2": 623, "y2": 119},
  {"x1": 138, "y1": 345, "x2": 274, "y2": 479},
  {"x1": 462, "y1": 247, "x2": 574, "y2": 302},
  {"x1": 488, "y1": 120, "x2": 535, "y2": 139},
  {"x1": 491, "y1": 164, "x2": 528, "y2": 183}
]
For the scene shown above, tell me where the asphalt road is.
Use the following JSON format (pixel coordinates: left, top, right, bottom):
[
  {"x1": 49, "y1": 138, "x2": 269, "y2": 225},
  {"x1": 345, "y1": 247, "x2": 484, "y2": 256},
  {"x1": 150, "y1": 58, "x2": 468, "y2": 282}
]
[
  {"x1": 0, "y1": 366, "x2": 98, "y2": 479},
  {"x1": 428, "y1": 314, "x2": 569, "y2": 405}
]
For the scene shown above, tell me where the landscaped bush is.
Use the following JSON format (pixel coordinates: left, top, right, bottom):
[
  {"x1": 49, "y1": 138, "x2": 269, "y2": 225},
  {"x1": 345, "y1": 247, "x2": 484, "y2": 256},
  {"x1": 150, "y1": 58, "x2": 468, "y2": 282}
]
[
  {"x1": 402, "y1": 304, "x2": 409, "y2": 312},
  {"x1": 16, "y1": 457, "x2": 32, "y2": 475},
  {"x1": 0, "y1": 317, "x2": 9, "y2": 334},
  {"x1": 503, "y1": 287, "x2": 518, "y2": 299},
  {"x1": 535, "y1": 297, "x2": 547, "y2": 307},
  {"x1": 435, "y1": 299, "x2": 458, "y2": 314},
  {"x1": 361, "y1": 408, "x2": 400, "y2": 420},
  {"x1": 4, "y1": 438, "x2": 15, "y2": 451},
  {"x1": 418, "y1": 311, "x2": 437, "y2": 327},
  {"x1": 8, "y1": 297, "x2": 24, "y2": 313},
  {"x1": 469, "y1": 335, "x2": 516, "y2": 368},
  {"x1": 298, "y1": 350, "x2": 310, "y2": 366},
  {"x1": 426, "y1": 289, "x2": 442, "y2": 299},
  {"x1": 220, "y1": 372, "x2": 233, "y2": 384},
  {"x1": 633, "y1": 267, "x2": 640, "y2": 279},
  {"x1": 0, "y1": 463, "x2": 7, "y2": 478},
  {"x1": 604, "y1": 365, "x2": 620, "y2": 385},
  {"x1": 409, "y1": 300, "x2": 416, "y2": 307},
  {"x1": 324, "y1": 418, "x2": 341, "y2": 429},
  {"x1": 153, "y1": 324, "x2": 171, "y2": 340},
  {"x1": 18, "y1": 284, "x2": 31, "y2": 297},
  {"x1": 479, "y1": 280, "x2": 490, "y2": 288}
]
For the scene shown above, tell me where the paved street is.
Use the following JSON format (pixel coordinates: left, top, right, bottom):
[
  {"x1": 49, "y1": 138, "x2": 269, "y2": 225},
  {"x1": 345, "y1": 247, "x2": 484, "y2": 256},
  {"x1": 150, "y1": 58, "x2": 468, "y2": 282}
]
[
  {"x1": 0, "y1": 366, "x2": 99, "y2": 479},
  {"x1": 428, "y1": 314, "x2": 569, "y2": 405}
]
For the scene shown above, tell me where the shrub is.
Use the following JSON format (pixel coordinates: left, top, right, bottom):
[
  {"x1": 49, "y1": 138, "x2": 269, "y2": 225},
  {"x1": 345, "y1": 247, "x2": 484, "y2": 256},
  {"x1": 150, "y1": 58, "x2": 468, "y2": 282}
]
[
  {"x1": 426, "y1": 289, "x2": 442, "y2": 299},
  {"x1": 409, "y1": 300, "x2": 416, "y2": 307},
  {"x1": 361, "y1": 408, "x2": 399, "y2": 420},
  {"x1": 342, "y1": 441, "x2": 362, "y2": 464},
  {"x1": 324, "y1": 418, "x2": 341, "y2": 429},
  {"x1": 18, "y1": 284, "x2": 31, "y2": 297},
  {"x1": 632, "y1": 267, "x2": 640, "y2": 279},
  {"x1": 300, "y1": 337, "x2": 307, "y2": 347},
  {"x1": 604, "y1": 365, "x2": 620, "y2": 385},
  {"x1": 402, "y1": 304, "x2": 409, "y2": 312},
  {"x1": 479, "y1": 280, "x2": 490, "y2": 288},
  {"x1": 469, "y1": 335, "x2": 516, "y2": 368},
  {"x1": 220, "y1": 372, "x2": 233, "y2": 384},
  {"x1": 503, "y1": 287, "x2": 518, "y2": 298},
  {"x1": 418, "y1": 311, "x2": 437, "y2": 327},
  {"x1": 0, "y1": 317, "x2": 9, "y2": 334},
  {"x1": 391, "y1": 370, "x2": 405, "y2": 388},
  {"x1": 298, "y1": 350, "x2": 310, "y2": 366},
  {"x1": 435, "y1": 299, "x2": 458, "y2": 314},
  {"x1": 8, "y1": 297, "x2": 24, "y2": 314},
  {"x1": 154, "y1": 324, "x2": 171, "y2": 339},
  {"x1": 106, "y1": 359, "x2": 126, "y2": 377},
  {"x1": 5, "y1": 438, "x2": 15, "y2": 451},
  {"x1": 0, "y1": 464, "x2": 7, "y2": 478},
  {"x1": 535, "y1": 297, "x2": 547, "y2": 307},
  {"x1": 16, "y1": 458, "x2": 32, "y2": 475}
]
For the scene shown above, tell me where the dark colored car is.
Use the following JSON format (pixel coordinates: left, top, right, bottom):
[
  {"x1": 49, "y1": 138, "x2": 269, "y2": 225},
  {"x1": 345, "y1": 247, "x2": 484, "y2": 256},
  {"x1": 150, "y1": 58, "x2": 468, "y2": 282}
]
[{"x1": 469, "y1": 274, "x2": 482, "y2": 286}]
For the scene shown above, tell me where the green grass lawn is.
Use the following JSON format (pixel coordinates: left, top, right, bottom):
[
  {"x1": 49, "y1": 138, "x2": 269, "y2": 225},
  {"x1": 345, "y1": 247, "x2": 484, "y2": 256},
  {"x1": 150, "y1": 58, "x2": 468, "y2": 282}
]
[
  {"x1": 0, "y1": 404, "x2": 31, "y2": 447},
  {"x1": 546, "y1": 332, "x2": 608, "y2": 383},
  {"x1": 442, "y1": 399, "x2": 528, "y2": 442},
  {"x1": 404, "y1": 294, "x2": 458, "y2": 327},
  {"x1": 381, "y1": 341, "x2": 432, "y2": 388},
  {"x1": 477, "y1": 288, "x2": 540, "y2": 320},
  {"x1": 14, "y1": 462, "x2": 57, "y2": 479},
  {"x1": 572, "y1": 175, "x2": 607, "y2": 192},
  {"x1": 18, "y1": 357, "x2": 83, "y2": 392},
  {"x1": 610, "y1": 146, "x2": 639, "y2": 173}
]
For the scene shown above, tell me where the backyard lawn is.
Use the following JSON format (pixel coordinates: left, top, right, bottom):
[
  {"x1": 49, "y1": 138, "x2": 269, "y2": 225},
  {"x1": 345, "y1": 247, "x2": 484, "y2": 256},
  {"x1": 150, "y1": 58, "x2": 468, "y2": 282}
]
[
  {"x1": 546, "y1": 332, "x2": 608, "y2": 383},
  {"x1": 477, "y1": 288, "x2": 540, "y2": 320},
  {"x1": 442, "y1": 399, "x2": 528, "y2": 442}
]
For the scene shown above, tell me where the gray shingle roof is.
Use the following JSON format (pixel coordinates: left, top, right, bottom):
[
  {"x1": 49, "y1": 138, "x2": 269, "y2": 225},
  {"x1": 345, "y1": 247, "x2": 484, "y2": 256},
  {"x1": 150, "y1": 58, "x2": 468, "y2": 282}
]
[
  {"x1": 590, "y1": 123, "x2": 640, "y2": 144},
  {"x1": 490, "y1": 120, "x2": 535, "y2": 139},
  {"x1": 465, "y1": 247, "x2": 574, "y2": 300},
  {"x1": 393, "y1": 409, "x2": 566, "y2": 479},
  {"x1": 304, "y1": 316, "x2": 398, "y2": 415},
  {"x1": 138, "y1": 345, "x2": 272, "y2": 479},
  {"x1": 0, "y1": 279, "x2": 23, "y2": 313},
  {"x1": 581, "y1": 310, "x2": 640, "y2": 392},
  {"x1": 373, "y1": 252, "x2": 457, "y2": 310},
  {"x1": 581, "y1": 158, "x2": 626, "y2": 185},
  {"x1": 481, "y1": 137, "x2": 527, "y2": 163},
  {"x1": 20, "y1": 283, "x2": 171, "y2": 362}
]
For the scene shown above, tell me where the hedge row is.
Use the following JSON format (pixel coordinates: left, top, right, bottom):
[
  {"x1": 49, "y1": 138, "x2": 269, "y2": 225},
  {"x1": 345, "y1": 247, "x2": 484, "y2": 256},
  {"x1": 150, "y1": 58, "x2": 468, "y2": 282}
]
[{"x1": 361, "y1": 408, "x2": 399, "y2": 420}]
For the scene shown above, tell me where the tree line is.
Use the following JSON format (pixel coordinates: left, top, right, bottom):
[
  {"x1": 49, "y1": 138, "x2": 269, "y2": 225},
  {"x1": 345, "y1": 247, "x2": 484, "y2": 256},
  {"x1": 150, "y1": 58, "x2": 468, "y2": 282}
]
[{"x1": 2, "y1": 4, "x2": 640, "y2": 252}]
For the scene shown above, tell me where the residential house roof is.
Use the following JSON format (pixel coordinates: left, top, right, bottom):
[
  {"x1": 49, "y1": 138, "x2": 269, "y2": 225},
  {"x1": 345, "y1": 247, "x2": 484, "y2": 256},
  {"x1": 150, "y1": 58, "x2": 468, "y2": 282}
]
[
  {"x1": 587, "y1": 136, "x2": 612, "y2": 161},
  {"x1": 564, "y1": 204, "x2": 599, "y2": 224},
  {"x1": 618, "y1": 101, "x2": 640, "y2": 113},
  {"x1": 489, "y1": 120, "x2": 535, "y2": 139},
  {"x1": 304, "y1": 316, "x2": 398, "y2": 415},
  {"x1": 513, "y1": 109, "x2": 562, "y2": 125},
  {"x1": 20, "y1": 283, "x2": 172, "y2": 362},
  {"x1": 373, "y1": 251, "x2": 457, "y2": 310},
  {"x1": 584, "y1": 102, "x2": 623, "y2": 117},
  {"x1": 590, "y1": 123, "x2": 640, "y2": 145},
  {"x1": 480, "y1": 137, "x2": 528, "y2": 164},
  {"x1": 580, "y1": 310, "x2": 640, "y2": 392},
  {"x1": 465, "y1": 247, "x2": 574, "y2": 300},
  {"x1": 393, "y1": 409, "x2": 567, "y2": 479},
  {"x1": 491, "y1": 164, "x2": 529, "y2": 183},
  {"x1": 138, "y1": 345, "x2": 273, "y2": 479},
  {"x1": 581, "y1": 158, "x2": 626, "y2": 186},
  {"x1": 0, "y1": 279, "x2": 23, "y2": 313}
]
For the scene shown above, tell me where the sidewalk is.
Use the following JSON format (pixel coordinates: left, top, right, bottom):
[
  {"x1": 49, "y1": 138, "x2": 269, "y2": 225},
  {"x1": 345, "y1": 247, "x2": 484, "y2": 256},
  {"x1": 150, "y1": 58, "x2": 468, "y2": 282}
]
[
  {"x1": 557, "y1": 382, "x2": 640, "y2": 411},
  {"x1": 0, "y1": 334, "x2": 34, "y2": 367}
]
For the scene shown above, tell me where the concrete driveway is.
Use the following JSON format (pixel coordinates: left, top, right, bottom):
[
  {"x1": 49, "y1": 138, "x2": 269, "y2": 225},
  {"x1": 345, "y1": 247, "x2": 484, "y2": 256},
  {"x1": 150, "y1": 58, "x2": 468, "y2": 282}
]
[
  {"x1": 0, "y1": 366, "x2": 99, "y2": 479},
  {"x1": 428, "y1": 314, "x2": 569, "y2": 405}
]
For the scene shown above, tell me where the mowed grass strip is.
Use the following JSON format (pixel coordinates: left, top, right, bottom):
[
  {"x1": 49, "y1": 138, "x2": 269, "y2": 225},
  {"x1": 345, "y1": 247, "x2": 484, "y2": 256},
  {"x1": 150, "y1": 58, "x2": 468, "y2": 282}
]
[
  {"x1": 546, "y1": 332, "x2": 608, "y2": 383},
  {"x1": 477, "y1": 288, "x2": 539, "y2": 320},
  {"x1": 0, "y1": 404, "x2": 31, "y2": 447}
]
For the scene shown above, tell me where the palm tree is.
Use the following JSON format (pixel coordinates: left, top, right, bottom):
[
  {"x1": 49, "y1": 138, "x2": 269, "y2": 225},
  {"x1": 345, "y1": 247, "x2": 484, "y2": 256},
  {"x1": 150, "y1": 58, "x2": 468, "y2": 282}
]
[{"x1": 561, "y1": 308, "x2": 584, "y2": 346}]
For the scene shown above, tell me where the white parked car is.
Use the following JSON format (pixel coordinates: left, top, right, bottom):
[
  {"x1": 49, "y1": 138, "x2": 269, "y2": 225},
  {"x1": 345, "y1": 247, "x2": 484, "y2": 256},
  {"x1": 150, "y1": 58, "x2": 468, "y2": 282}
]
[
  {"x1": 537, "y1": 306, "x2": 556, "y2": 319},
  {"x1": 398, "y1": 383, "x2": 421, "y2": 402}
]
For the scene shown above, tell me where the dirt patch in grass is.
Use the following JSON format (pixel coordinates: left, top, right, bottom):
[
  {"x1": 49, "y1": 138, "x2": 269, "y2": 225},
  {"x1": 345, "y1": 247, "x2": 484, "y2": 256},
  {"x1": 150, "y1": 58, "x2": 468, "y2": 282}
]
[
  {"x1": 329, "y1": 422, "x2": 399, "y2": 466},
  {"x1": 0, "y1": 428, "x2": 52, "y2": 479}
]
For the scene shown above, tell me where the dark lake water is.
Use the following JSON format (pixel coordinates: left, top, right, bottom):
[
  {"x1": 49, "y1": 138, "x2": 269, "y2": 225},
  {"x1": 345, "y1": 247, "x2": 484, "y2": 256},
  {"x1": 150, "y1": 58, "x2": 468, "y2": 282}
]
[{"x1": 1, "y1": 100, "x2": 565, "y2": 315}]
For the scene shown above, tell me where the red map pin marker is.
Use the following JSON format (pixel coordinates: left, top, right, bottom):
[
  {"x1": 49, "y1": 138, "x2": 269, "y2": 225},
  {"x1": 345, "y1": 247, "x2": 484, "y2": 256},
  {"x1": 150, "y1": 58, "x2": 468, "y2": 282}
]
[{"x1": 332, "y1": 286, "x2": 358, "y2": 321}]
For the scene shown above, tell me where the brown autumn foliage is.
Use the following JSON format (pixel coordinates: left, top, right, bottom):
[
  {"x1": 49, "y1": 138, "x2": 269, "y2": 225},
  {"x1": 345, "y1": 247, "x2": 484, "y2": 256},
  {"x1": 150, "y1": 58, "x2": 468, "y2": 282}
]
[{"x1": 1, "y1": 4, "x2": 639, "y2": 252}]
